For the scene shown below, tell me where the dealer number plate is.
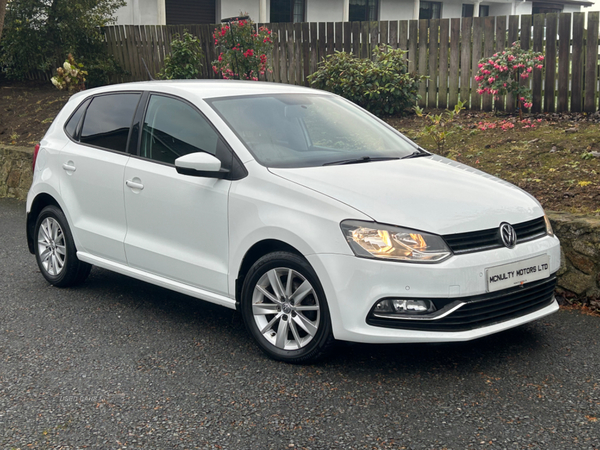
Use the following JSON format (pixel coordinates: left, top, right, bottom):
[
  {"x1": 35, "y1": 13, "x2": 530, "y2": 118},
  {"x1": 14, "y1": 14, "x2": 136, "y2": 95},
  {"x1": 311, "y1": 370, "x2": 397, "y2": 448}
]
[{"x1": 486, "y1": 254, "x2": 550, "y2": 292}]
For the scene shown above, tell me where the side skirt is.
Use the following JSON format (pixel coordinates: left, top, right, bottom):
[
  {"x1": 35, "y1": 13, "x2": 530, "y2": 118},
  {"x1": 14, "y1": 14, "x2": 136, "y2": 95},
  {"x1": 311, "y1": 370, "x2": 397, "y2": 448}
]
[{"x1": 77, "y1": 252, "x2": 237, "y2": 310}]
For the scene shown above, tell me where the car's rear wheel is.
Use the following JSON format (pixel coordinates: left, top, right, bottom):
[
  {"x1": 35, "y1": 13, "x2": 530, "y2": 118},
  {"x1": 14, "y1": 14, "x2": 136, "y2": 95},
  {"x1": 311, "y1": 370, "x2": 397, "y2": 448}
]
[
  {"x1": 240, "y1": 251, "x2": 335, "y2": 363},
  {"x1": 34, "y1": 205, "x2": 91, "y2": 287}
]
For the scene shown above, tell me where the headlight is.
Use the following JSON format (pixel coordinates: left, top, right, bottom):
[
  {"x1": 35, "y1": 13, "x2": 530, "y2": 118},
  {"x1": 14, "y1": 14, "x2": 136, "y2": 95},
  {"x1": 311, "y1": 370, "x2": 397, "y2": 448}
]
[
  {"x1": 340, "y1": 220, "x2": 452, "y2": 263},
  {"x1": 544, "y1": 214, "x2": 554, "y2": 237}
]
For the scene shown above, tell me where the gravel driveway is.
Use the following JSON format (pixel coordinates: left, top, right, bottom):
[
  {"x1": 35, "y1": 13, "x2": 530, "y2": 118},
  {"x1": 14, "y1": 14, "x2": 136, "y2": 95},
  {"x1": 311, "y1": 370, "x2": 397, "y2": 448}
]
[{"x1": 0, "y1": 198, "x2": 599, "y2": 449}]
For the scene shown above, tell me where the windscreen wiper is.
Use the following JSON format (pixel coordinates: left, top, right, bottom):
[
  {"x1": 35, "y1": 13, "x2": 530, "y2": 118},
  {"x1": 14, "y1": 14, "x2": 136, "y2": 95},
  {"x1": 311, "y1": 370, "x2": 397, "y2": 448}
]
[
  {"x1": 323, "y1": 156, "x2": 400, "y2": 166},
  {"x1": 401, "y1": 148, "x2": 431, "y2": 159}
]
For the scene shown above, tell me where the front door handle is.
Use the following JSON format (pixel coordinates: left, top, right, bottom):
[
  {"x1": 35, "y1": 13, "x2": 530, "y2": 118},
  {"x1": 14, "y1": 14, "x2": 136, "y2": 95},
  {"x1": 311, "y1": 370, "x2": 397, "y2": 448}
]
[{"x1": 126, "y1": 179, "x2": 144, "y2": 191}]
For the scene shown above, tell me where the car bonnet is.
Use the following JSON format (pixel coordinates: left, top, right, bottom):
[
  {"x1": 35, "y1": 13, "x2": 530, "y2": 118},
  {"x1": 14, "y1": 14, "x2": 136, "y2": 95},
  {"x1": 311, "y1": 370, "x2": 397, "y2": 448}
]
[{"x1": 268, "y1": 155, "x2": 544, "y2": 235}]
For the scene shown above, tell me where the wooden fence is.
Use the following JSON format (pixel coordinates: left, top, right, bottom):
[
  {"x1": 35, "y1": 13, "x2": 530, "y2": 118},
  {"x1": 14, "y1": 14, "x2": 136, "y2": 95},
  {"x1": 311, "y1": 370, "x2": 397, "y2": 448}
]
[{"x1": 103, "y1": 12, "x2": 600, "y2": 113}]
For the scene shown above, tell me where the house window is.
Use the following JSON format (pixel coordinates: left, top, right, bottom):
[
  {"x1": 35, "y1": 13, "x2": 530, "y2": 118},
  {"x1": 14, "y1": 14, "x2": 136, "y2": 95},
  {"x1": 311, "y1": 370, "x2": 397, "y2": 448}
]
[
  {"x1": 165, "y1": 0, "x2": 216, "y2": 24},
  {"x1": 270, "y1": 0, "x2": 306, "y2": 22},
  {"x1": 532, "y1": 2, "x2": 562, "y2": 13},
  {"x1": 419, "y1": 1, "x2": 442, "y2": 19},
  {"x1": 463, "y1": 4, "x2": 489, "y2": 17},
  {"x1": 349, "y1": 0, "x2": 379, "y2": 21},
  {"x1": 462, "y1": 4, "x2": 474, "y2": 17}
]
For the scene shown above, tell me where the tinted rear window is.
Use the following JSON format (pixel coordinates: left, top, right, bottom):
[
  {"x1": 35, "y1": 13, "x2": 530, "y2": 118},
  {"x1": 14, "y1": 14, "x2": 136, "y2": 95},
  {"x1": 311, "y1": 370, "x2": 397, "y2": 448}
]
[{"x1": 80, "y1": 93, "x2": 141, "y2": 152}]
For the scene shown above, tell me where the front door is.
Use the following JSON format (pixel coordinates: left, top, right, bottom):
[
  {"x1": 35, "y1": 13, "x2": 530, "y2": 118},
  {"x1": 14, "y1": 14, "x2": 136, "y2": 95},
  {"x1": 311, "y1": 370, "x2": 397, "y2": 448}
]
[{"x1": 123, "y1": 94, "x2": 231, "y2": 295}]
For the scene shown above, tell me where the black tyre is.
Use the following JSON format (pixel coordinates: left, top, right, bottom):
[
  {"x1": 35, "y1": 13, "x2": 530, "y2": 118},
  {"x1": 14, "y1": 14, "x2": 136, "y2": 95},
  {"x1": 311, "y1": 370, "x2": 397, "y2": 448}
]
[
  {"x1": 240, "y1": 251, "x2": 335, "y2": 364},
  {"x1": 34, "y1": 205, "x2": 91, "y2": 287}
]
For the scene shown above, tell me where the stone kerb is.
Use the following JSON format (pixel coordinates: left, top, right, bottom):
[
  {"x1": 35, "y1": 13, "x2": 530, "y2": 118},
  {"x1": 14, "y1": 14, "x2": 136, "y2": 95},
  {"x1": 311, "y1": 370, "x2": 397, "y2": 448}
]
[
  {"x1": 551, "y1": 213, "x2": 600, "y2": 299},
  {"x1": 1, "y1": 144, "x2": 598, "y2": 300},
  {"x1": 0, "y1": 145, "x2": 32, "y2": 201}
]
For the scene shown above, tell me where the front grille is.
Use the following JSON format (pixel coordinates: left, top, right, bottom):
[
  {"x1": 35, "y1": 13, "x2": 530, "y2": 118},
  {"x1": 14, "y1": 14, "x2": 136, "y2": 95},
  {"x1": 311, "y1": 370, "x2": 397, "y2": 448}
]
[
  {"x1": 443, "y1": 217, "x2": 547, "y2": 254},
  {"x1": 367, "y1": 275, "x2": 557, "y2": 332}
]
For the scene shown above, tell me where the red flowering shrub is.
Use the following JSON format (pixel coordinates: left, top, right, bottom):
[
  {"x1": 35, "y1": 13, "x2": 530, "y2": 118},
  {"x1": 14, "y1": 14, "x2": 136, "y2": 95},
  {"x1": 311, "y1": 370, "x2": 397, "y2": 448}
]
[
  {"x1": 474, "y1": 42, "x2": 544, "y2": 119},
  {"x1": 212, "y1": 16, "x2": 274, "y2": 80}
]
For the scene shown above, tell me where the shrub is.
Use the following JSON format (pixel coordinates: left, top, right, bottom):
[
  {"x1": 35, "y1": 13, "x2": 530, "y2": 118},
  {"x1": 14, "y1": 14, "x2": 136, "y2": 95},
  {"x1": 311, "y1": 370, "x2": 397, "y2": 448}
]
[
  {"x1": 212, "y1": 16, "x2": 274, "y2": 80},
  {"x1": 307, "y1": 45, "x2": 425, "y2": 117},
  {"x1": 158, "y1": 31, "x2": 204, "y2": 80},
  {"x1": 474, "y1": 41, "x2": 544, "y2": 119},
  {"x1": 414, "y1": 101, "x2": 465, "y2": 157},
  {"x1": 51, "y1": 54, "x2": 87, "y2": 92},
  {"x1": 0, "y1": 0, "x2": 125, "y2": 84}
]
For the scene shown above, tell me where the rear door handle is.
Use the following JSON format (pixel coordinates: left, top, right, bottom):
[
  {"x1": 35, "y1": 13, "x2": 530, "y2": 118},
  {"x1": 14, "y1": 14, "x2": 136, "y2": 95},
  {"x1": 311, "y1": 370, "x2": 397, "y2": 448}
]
[
  {"x1": 62, "y1": 162, "x2": 76, "y2": 173},
  {"x1": 126, "y1": 179, "x2": 144, "y2": 190}
]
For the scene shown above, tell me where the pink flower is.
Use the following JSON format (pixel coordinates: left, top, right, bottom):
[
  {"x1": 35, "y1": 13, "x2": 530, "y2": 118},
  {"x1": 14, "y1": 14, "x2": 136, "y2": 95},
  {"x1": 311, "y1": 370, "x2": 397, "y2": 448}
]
[
  {"x1": 478, "y1": 63, "x2": 484, "y2": 68},
  {"x1": 488, "y1": 77, "x2": 495, "y2": 83},
  {"x1": 527, "y1": 67, "x2": 532, "y2": 72}
]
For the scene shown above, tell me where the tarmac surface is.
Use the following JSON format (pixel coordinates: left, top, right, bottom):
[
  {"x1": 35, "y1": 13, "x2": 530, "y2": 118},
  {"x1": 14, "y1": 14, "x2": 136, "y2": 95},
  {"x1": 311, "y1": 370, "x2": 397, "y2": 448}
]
[{"x1": 0, "y1": 198, "x2": 599, "y2": 449}]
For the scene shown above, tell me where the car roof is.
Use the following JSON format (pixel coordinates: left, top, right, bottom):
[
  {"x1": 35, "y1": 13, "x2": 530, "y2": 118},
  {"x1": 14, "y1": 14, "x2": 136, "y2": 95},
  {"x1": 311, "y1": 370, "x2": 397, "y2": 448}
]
[{"x1": 70, "y1": 80, "x2": 330, "y2": 103}]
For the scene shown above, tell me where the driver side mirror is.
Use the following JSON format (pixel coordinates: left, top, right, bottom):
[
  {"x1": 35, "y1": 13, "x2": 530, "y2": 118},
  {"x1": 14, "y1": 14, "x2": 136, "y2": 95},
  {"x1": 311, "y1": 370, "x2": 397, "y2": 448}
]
[{"x1": 175, "y1": 152, "x2": 229, "y2": 179}]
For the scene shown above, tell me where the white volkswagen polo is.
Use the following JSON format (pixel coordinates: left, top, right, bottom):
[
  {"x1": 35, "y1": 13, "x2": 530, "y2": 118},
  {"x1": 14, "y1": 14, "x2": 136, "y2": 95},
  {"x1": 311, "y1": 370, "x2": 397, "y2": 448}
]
[{"x1": 27, "y1": 80, "x2": 560, "y2": 363}]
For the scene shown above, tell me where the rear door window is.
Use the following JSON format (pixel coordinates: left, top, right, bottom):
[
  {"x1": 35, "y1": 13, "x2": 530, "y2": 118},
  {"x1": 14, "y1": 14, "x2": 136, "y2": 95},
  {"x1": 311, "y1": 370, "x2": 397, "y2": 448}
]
[
  {"x1": 80, "y1": 93, "x2": 141, "y2": 152},
  {"x1": 64, "y1": 98, "x2": 90, "y2": 140}
]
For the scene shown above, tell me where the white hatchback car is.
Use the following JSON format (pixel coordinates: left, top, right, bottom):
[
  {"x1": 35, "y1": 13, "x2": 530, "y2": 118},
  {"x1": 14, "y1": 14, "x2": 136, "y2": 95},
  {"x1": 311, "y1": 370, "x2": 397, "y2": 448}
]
[{"x1": 27, "y1": 80, "x2": 560, "y2": 363}]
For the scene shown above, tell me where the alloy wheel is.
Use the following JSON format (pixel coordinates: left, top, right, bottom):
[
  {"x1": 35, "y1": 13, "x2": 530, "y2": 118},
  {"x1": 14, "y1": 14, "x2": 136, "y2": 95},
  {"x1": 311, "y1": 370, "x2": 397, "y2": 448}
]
[
  {"x1": 37, "y1": 217, "x2": 66, "y2": 276},
  {"x1": 251, "y1": 267, "x2": 321, "y2": 351}
]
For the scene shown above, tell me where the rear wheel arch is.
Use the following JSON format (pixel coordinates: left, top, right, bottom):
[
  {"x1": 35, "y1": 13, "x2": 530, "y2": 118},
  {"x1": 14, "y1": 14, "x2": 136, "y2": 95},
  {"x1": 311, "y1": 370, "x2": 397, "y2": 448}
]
[{"x1": 27, "y1": 193, "x2": 61, "y2": 254}]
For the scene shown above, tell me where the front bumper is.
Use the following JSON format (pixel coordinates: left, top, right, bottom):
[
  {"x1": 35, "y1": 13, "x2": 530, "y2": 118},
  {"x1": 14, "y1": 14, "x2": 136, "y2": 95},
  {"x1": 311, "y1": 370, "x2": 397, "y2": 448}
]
[{"x1": 307, "y1": 234, "x2": 561, "y2": 344}]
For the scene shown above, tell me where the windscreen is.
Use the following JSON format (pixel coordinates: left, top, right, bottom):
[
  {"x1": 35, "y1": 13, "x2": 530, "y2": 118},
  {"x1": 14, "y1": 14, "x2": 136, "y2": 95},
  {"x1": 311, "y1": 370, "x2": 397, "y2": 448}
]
[{"x1": 208, "y1": 94, "x2": 417, "y2": 168}]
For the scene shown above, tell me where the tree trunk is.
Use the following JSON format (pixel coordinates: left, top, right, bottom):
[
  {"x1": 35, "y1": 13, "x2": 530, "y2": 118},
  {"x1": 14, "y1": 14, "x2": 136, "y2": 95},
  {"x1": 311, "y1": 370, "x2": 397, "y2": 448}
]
[
  {"x1": 46, "y1": 0, "x2": 64, "y2": 66},
  {"x1": 0, "y1": 0, "x2": 8, "y2": 42}
]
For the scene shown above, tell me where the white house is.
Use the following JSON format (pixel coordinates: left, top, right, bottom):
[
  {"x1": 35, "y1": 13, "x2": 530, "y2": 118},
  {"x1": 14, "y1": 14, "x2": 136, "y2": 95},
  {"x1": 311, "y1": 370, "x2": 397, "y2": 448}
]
[{"x1": 114, "y1": 0, "x2": 592, "y2": 26}]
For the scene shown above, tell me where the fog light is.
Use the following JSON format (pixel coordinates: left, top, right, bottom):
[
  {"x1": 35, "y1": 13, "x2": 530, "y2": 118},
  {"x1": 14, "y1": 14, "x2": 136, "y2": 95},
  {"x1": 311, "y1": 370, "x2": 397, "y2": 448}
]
[{"x1": 374, "y1": 298, "x2": 436, "y2": 315}]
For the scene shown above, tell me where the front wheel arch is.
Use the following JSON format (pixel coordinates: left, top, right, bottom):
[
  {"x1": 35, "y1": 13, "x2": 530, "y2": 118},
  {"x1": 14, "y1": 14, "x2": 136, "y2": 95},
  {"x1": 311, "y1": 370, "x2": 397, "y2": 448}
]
[{"x1": 235, "y1": 239, "x2": 304, "y2": 309}]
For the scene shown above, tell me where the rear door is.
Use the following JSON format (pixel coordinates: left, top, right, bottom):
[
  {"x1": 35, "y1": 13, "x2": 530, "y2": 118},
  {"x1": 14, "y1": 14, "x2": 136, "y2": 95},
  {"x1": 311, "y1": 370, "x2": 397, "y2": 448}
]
[{"x1": 59, "y1": 92, "x2": 141, "y2": 263}]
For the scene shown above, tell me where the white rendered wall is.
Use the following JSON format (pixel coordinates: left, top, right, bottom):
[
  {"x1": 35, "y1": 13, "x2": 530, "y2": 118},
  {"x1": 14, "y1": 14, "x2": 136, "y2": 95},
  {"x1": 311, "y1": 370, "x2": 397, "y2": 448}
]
[
  {"x1": 514, "y1": 1, "x2": 532, "y2": 15},
  {"x1": 306, "y1": 0, "x2": 345, "y2": 21},
  {"x1": 380, "y1": 0, "x2": 416, "y2": 20},
  {"x1": 488, "y1": 3, "x2": 513, "y2": 16},
  {"x1": 438, "y1": 0, "x2": 464, "y2": 18},
  {"x1": 220, "y1": 0, "x2": 260, "y2": 22},
  {"x1": 114, "y1": 0, "x2": 165, "y2": 25}
]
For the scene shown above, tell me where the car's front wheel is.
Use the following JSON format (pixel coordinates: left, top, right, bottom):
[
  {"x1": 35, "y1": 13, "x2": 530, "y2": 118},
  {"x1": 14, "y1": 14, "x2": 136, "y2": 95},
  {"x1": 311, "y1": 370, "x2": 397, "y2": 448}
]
[
  {"x1": 240, "y1": 252, "x2": 335, "y2": 364},
  {"x1": 34, "y1": 205, "x2": 91, "y2": 287}
]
